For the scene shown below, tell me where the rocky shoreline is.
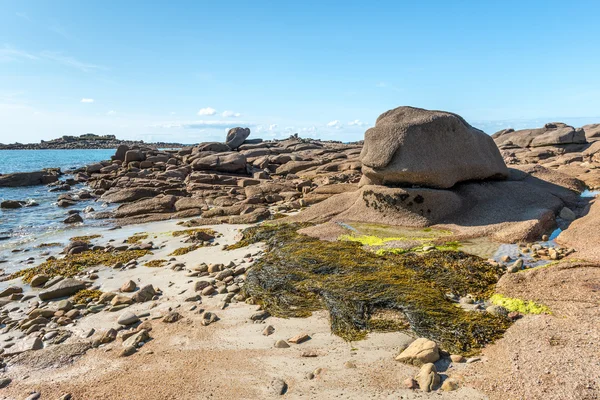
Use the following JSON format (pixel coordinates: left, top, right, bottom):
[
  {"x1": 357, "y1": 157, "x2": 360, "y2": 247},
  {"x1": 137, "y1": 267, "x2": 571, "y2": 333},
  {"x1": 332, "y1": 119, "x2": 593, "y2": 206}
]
[
  {"x1": 0, "y1": 134, "x2": 185, "y2": 150},
  {"x1": 1, "y1": 107, "x2": 600, "y2": 399}
]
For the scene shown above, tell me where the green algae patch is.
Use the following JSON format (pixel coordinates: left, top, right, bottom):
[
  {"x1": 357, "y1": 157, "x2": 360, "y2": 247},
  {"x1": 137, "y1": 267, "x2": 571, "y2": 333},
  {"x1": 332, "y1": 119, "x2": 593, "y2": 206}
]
[
  {"x1": 169, "y1": 245, "x2": 201, "y2": 256},
  {"x1": 339, "y1": 234, "x2": 408, "y2": 247},
  {"x1": 126, "y1": 233, "x2": 149, "y2": 244},
  {"x1": 235, "y1": 223, "x2": 510, "y2": 355},
  {"x1": 72, "y1": 289, "x2": 103, "y2": 305},
  {"x1": 10, "y1": 249, "x2": 150, "y2": 283},
  {"x1": 490, "y1": 294, "x2": 551, "y2": 315},
  {"x1": 144, "y1": 259, "x2": 167, "y2": 268},
  {"x1": 70, "y1": 234, "x2": 102, "y2": 243}
]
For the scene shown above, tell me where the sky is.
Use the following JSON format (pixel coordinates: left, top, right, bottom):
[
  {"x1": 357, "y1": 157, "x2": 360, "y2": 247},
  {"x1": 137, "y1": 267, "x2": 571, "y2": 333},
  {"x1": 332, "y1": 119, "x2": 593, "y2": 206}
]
[{"x1": 1, "y1": 0, "x2": 600, "y2": 145}]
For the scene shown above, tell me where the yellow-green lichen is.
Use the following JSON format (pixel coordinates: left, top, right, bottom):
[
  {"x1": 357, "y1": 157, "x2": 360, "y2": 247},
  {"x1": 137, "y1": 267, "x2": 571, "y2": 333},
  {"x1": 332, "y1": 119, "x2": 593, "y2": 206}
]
[
  {"x1": 489, "y1": 294, "x2": 551, "y2": 315},
  {"x1": 9, "y1": 249, "x2": 150, "y2": 283},
  {"x1": 235, "y1": 223, "x2": 510, "y2": 355},
  {"x1": 172, "y1": 228, "x2": 218, "y2": 238},
  {"x1": 144, "y1": 259, "x2": 167, "y2": 268},
  {"x1": 72, "y1": 289, "x2": 103, "y2": 304}
]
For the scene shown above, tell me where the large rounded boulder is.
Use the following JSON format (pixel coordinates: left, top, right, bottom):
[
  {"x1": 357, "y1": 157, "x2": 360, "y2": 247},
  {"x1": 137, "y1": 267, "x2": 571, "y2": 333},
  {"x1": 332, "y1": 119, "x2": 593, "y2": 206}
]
[
  {"x1": 360, "y1": 106, "x2": 508, "y2": 189},
  {"x1": 225, "y1": 127, "x2": 251, "y2": 149}
]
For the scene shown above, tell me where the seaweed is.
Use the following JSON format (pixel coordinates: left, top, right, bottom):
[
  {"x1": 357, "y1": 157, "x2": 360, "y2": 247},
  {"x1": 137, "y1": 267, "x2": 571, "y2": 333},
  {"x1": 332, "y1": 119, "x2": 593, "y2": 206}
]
[
  {"x1": 236, "y1": 223, "x2": 510, "y2": 355},
  {"x1": 37, "y1": 242, "x2": 62, "y2": 248},
  {"x1": 70, "y1": 234, "x2": 102, "y2": 243},
  {"x1": 169, "y1": 245, "x2": 201, "y2": 256},
  {"x1": 144, "y1": 259, "x2": 167, "y2": 268},
  {"x1": 126, "y1": 233, "x2": 149, "y2": 244},
  {"x1": 72, "y1": 289, "x2": 103, "y2": 304},
  {"x1": 172, "y1": 228, "x2": 217, "y2": 238},
  {"x1": 9, "y1": 249, "x2": 150, "y2": 283}
]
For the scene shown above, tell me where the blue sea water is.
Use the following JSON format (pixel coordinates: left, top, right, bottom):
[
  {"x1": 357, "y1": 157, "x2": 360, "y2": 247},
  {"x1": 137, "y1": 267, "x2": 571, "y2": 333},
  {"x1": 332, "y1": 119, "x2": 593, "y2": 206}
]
[{"x1": 0, "y1": 149, "x2": 117, "y2": 271}]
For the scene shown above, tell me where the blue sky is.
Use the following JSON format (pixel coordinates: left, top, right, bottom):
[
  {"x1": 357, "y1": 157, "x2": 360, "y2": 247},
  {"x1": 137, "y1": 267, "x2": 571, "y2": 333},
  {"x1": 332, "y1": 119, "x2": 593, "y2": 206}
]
[{"x1": 1, "y1": 0, "x2": 600, "y2": 144}]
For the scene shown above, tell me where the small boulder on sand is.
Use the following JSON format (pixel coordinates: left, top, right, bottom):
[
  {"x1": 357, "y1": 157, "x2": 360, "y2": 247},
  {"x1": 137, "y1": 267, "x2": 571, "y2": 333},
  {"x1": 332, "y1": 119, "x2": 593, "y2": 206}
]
[{"x1": 395, "y1": 338, "x2": 440, "y2": 366}]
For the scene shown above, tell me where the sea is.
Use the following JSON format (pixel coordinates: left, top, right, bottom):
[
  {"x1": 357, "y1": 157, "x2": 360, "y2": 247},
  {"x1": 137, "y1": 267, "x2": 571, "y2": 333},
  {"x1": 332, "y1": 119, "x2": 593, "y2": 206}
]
[{"x1": 0, "y1": 149, "x2": 116, "y2": 273}]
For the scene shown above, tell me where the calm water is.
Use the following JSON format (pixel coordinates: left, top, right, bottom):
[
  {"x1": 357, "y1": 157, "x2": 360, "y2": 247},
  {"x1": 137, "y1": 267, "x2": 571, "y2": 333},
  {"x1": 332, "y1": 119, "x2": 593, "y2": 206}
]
[{"x1": 0, "y1": 149, "x2": 117, "y2": 270}]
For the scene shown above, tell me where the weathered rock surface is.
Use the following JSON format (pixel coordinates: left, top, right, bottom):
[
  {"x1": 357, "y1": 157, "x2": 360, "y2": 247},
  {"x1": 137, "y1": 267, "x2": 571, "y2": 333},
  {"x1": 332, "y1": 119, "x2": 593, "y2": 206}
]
[
  {"x1": 360, "y1": 106, "x2": 508, "y2": 188},
  {"x1": 395, "y1": 338, "x2": 440, "y2": 366},
  {"x1": 38, "y1": 279, "x2": 86, "y2": 301},
  {"x1": 0, "y1": 169, "x2": 60, "y2": 187},
  {"x1": 225, "y1": 127, "x2": 251, "y2": 149}
]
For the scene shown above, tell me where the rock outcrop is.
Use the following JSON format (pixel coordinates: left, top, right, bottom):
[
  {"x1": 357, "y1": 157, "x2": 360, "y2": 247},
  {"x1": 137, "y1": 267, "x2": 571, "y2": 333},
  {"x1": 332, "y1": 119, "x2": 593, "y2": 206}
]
[
  {"x1": 360, "y1": 106, "x2": 508, "y2": 188},
  {"x1": 225, "y1": 127, "x2": 251, "y2": 149},
  {"x1": 493, "y1": 122, "x2": 587, "y2": 149},
  {"x1": 0, "y1": 169, "x2": 60, "y2": 187}
]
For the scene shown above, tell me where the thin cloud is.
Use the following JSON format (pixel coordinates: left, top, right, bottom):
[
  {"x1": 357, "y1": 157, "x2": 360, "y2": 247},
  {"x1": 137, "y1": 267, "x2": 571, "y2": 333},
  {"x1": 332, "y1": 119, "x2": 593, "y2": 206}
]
[
  {"x1": 197, "y1": 107, "x2": 216, "y2": 116},
  {"x1": 326, "y1": 120, "x2": 342, "y2": 129},
  {"x1": 155, "y1": 120, "x2": 255, "y2": 129},
  {"x1": 81, "y1": 98, "x2": 94, "y2": 103},
  {"x1": 15, "y1": 12, "x2": 32, "y2": 22},
  {"x1": 222, "y1": 110, "x2": 241, "y2": 118},
  {"x1": 40, "y1": 51, "x2": 107, "y2": 72},
  {"x1": 0, "y1": 45, "x2": 38, "y2": 62},
  {"x1": 348, "y1": 119, "x2": 366, "y2": 126},
  {"x1": 107, "y1": 110, "x2": 116, "y2": 115},
  {"x1": 269, "y1": 124, "x2": 278, "y2": 131}
]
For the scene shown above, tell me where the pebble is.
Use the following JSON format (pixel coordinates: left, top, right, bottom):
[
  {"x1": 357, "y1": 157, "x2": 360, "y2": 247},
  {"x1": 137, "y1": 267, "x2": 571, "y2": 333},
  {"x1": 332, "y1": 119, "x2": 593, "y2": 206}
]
[
  {"x1": 262, "y1": 325, "x2": 275, "y2": 336},
  {"x1": 274, "y1": 340, "x2": 290, "y2": 348},
  {"x1": 162, "y1": 311, "x2": 182, "y2": 323},
  {"x1": 120, "y1": 345, "x2": 137, "y2": 357},
  {"x1": 117, "y1": 311, "x2": 139, "y2": 326},
  {"x1": 269, "y1": 378, "x2": 288, "y2": 395},
  {"x1": 288, "y1": 333, "x2": 310, "y2": 344}
]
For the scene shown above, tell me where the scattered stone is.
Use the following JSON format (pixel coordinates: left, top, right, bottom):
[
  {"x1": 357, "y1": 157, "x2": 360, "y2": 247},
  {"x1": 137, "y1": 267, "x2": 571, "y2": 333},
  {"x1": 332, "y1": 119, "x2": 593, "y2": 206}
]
[
  {"x1": 269, "y1": 378, "x2": 288, "y2": 396},
  {"x1": 120, "y1": 345, "x2": 137, "y2": 357},
  {"x1": 403, "y1": 378, "x2": 417, "y2": 390},
  {"x1": 117, "y1": 311, "x2": 139, "y2": 326},
  {"x1": 30, "y1": 274, "x2": 51, "y2": 287},
  {"x1": 559, "y1": 207, "x2": 577, "y2": 221},
  {"x1": 0, "y1": 378, "x2": 11, "y2": 388},
  {"x1": 123, "y1": 329, "x2": 150, "y2": 348},
  {"x1": 441, "y1": 378, "x2": 459, "y2": 392},
  {"x1": 415, "y1": 363, "x2": 440, "y2": 393},
  {"x1": 200, "y1": 311, "x2": 218, "y2": 326},
  {"x1": 450, "y1": 354, "x2": 465, "y2": 363},
  {"x1": 262, "y1": 325, "x2": 275, "y2": 336},
  {"x1": 344, "y1": 361, "x2": 357, "y2": 368},
  {"x1": 274, "y1": 340, "x2": 290, "y2": 348},
  {"x1": 395, "y1": 338, "x2": 440, "y2": 366},
  {"x1": 250, "y1": 310, "x2": 271, "y2": 321},
  {"x1": 486, "y1": 305, "x2": 508, "y2": 316},
  {"x1": 163, "y1": 311, "x2": 182, "y2": 323},
  {"x1": 288, "y1": 333, "x2": 310, "y2": 344},
  {"x1": 120, "y1": 280, "x2": 137, "y2": 292},
  {"x1": 38, "y1": 278, "x2": 86, "y2": 301}
]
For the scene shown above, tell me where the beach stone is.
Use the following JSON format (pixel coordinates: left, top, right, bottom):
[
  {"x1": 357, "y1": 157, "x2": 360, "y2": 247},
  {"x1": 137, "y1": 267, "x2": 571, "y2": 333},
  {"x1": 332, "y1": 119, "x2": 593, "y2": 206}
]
[
  {"x1": 288, "y1": 333, "x2": 310, "y2": 344},
  {"x1": 38, "y1": 278, "x2": 86, "y2": 301},
  {"x1": 262, "y1": 325, "x2": 275, "y2": 336},
  {"x1": 403, "y1": 378, "x2": 418, "y2": 389},
  {"x1": 30, "y1": 274, "x2": 51, "y2": 287},
  {"x1": 194, "y1": 280, "x2": 211, "y2": 292},
  {"x1": 117, "y1": 311, "x2": 139, "y2": 326},
  {"x1": 192, "y1": 153, "x2": 247, "y2": 174},
  {"x1": 0, "y1": 378, "x2": 11, "y2": 388},
  {"x1": 250, "y1": 310, "x2": 270, "y2": 321},
  {"x1": 98, "y1": 328, "x2": 118, "y2": 344},
  {"x1": 395, "y1": 338, "x2": 440, "y2": 366},
  {"x1": 122, "y1": 329, "x2": 150, "y2": 348},
  {"x1": 559, "y1": 207, "x2": 577, "y2": 221},
  {"x1": 415, "y1": 363, "x2": 440, "y2": 393},
  {"x1": 120, "y1": 280, "x2": 137, "y2": 292},
  {"x1": 25, "y1": 392, "x2": 41, "y2": 400},
  {"x1": 3, "y1": 337, "x2": 43, "y2": 356},
  {"x1": 132, "y1": 285, "x2": 156, "y2": 303},
  {"x1": 200, "y1": 311, "x2": 219, "y2": 326},
  {"x1": 201, "y1": 285, "x2": 215, "y2": 296},
  {"x1": 1, "y1": 200, "x2": 23, "y2": 209},
  {"x1": 63, "y1": 213, "x2": 83, "y2": 224},
  {"x1": 274, "y1": 340, "x2": 290, "y2": 348},
  {"x1": 360, "y1": 106, "x2": 508, "y2": 189},
  {"x1": 441, "y1": 378, "x2": 459, "y2": 391},
  {"x1": 269, "y1": 378, "x2": 288, "y2": 396},
  {"x1": 225, "y1": 127, "x2": 251, "y2": 149},
  {"x1": 163, "y1": 311, "x2": 182, "y2": 323},
  {"x1": 120, "y1": 345, "x2": 137, "y2": 357},
  {"x1": 486, "y1": 305, "x2": 508, "y2": 316},
  {"x1": 0, "y1": 286, "x2": 23, "y2": 298},
  {"x1": 110, "y1": 295, "x2": 133, "y2": 306},
  {"x1": 450, "y1": 354, "x2": 465, "y2": 363}
]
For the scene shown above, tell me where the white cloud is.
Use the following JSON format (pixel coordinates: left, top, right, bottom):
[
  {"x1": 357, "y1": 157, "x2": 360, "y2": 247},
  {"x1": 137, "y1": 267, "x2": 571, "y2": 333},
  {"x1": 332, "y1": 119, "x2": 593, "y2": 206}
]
[
  {"x1": 155, "y1": 120, "x2": 255, "y2": 129},
  {"x1": 107, "y1": 110, "x2": 116, "y2": 115},
  {"x1": 268, "y1": 124, "x2": 278, "y2": 131},
  {"x1": 80, "y1": 98, "x2": 94, "y2": 103},
  {"x1": 197, "y1": 107, "x2": 216, "y2": 116},
  {"x1": 301, "y1": 126, "x2": 317, "y2": 133},
  {"x1": 170, "y1": 111, "x2": 176, "y2": 115},
  {"x1": 0, "y1": 45, "x2": 38, "y2": 62},
  {"x1": 222, "y1": 110, "x2": 241, "y2": 118},
  {"x1": 326, "y1": 120, "x2": 342, "y2": 128},
  {"x1": 348, "y1": 119, "x2": 365, "y2": 126}
]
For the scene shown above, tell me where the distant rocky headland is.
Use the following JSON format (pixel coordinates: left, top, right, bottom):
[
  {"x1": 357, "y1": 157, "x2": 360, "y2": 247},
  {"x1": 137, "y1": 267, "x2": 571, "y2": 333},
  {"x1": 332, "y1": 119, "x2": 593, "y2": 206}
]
[{"x1": 0, "y1": 133, "x2": 185, "y2": 150}]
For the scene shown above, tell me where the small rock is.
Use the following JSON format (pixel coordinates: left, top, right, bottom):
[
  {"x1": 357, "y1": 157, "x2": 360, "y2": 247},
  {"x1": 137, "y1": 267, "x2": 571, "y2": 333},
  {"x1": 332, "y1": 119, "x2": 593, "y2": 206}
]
[
  {"x1": 344, "y1": 361, "x2": 357, "y2": 368},
  {"x1": 441, "y1": 378, "x2": 459, "y2": 392},
  {"x1": 117, "y1": 311, "x2": 139, "y2": 326},
  {"x1": 559, "y1": 207, "x2": 576, "y2": 221},
  {"x1": 486, "y1": 305, "x2": 508, "y2": 316},
  {"x1": 162, "y1": 311, "x2": 182, "y2": 323},
  {"x1": 201, "y1": 311, "x2": 219, "y2": 326},
  {"x1": 288, "y1": 333, "x2": 310, "y2": 344},
  {"x1": 450, "y1": 354, "x2": 465, "y2": 363},
  {"x1": 395, "y1": 338, "x2": 440, "y2": 366},
  {"x1": 415, "y1": 363, "x2": 440, "y2": 393},
  {"x1": 403, "y1": 378, "x2": 417, "y2": 390},
  {"x1": 250, "y1": 310, "x2": 270, "y2": 321},
  {"x1": 262, "y1": 325, "x2": 275, "y2": 336},
  {"x1": 120, "y1": 345, "x2": 136, "y2": 357},
  {"x1": 269, "y1": 378, "x2": 288, "y2": 395},
  {"x1": 30, "y1": 274, "x2": 50, "y2": 288},
  {"x1": 120, "y1": 280, "x2": 137, "y2": 293},
  {"x1": 274, "y1": 340, "x2": 290, "y2": 348},
  {"x1": 0, "y1": 378, "x2": 11, "y2": 388}
]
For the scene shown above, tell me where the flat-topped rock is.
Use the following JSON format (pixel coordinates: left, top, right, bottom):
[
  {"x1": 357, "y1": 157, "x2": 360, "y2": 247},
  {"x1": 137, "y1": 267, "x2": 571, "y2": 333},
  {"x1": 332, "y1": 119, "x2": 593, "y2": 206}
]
[{"x1": 38, "y1": 278, "x2": 86, "y2": 301}]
